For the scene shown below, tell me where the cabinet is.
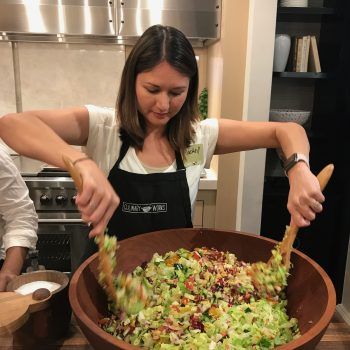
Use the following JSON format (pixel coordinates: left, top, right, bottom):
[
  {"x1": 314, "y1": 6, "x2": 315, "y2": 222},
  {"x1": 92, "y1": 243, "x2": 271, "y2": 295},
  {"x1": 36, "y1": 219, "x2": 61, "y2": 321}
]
[
  {"x1": 261, "y1": 0, "x2": 350, "y2": 302},
  {"x1": 193, "y1": 190, "x2": 216, "y2": 228}
]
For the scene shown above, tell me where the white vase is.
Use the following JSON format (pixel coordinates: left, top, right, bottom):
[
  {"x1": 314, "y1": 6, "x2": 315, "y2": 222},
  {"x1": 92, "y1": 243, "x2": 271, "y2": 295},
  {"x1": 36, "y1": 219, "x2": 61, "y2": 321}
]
[{"x1": 273, "y1": 34, "x2": 291, "y2": 72}]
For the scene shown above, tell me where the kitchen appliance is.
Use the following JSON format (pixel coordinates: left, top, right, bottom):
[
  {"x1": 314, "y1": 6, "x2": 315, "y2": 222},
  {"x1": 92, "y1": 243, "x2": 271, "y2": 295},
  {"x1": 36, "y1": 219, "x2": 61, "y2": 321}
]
[
  {"x1": 69, "y1": 228, "x2": 336, "y2": 350},
  {"x1": 0, "y1": 0, "x2": 221, "y2": 47},
  {"x1": 23, "y1": 167, "x2": 91, "y2": 273}
]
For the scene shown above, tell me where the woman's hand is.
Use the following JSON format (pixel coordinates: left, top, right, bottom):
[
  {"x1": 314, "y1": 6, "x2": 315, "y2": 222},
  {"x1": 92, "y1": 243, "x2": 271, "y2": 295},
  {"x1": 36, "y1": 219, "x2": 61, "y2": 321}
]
[
  {"x1": 74, "y1": 159, "x2": 120, "y2": 238},
  {"x1": 287, "y1": 162, "x2": 325, "y2": 227}
]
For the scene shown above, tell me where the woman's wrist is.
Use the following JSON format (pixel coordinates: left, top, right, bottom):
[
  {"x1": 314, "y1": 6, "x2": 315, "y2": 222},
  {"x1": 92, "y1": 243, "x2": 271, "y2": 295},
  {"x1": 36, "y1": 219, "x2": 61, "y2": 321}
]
[
  {"x1": 72, "y1": 155, "x2": 91, "y2": 166},
  {"x1": 286, "y1": 161, "x2": 310, "y2": 178},
  {"x1": 282, "y1": 153, "x2": 309, "y2": 176}
]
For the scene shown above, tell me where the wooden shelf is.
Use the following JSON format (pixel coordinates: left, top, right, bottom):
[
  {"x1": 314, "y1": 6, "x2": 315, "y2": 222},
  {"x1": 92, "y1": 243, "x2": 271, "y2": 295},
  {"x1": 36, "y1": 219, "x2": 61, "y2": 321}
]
[
  {"x1": 277, "y1": 7, "x2": 336, "y2": 15},
  {"x1": 273, "y1": 72, "x2": 329, "y2": 79}
]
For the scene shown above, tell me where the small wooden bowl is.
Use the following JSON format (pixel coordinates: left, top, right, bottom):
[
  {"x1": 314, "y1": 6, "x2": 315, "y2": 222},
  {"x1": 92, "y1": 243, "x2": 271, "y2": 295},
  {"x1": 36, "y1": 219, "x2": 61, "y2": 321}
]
[
  {"x1": 7, "y1": 270, "x2": 71, "y2": 343},
  {"x1": 69, "y1": 228, "x2": 336, "y2": 350}
]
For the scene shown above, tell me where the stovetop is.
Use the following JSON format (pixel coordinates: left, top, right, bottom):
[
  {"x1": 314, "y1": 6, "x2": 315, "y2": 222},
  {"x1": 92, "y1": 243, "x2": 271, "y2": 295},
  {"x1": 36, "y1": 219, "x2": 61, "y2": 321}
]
[
  {"x1": 22, "y1": 167, "x2": 70, "y2": 178},
  {"x1": 37, "y1": 168, "x2": 70, "y2": 177}
]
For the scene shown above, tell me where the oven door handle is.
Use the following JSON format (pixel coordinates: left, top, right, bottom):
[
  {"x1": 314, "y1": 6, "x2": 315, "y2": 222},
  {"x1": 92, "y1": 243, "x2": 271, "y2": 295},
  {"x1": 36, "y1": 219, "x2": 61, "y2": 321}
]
[{"x1": 38, "y1": 218, "x2": 85, "y2": 224}]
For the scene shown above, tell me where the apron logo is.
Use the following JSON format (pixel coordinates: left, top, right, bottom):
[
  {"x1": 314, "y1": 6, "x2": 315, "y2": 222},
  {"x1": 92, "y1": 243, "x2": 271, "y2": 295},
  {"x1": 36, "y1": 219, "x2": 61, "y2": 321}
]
[{"x1": 122, "y1": 202, "x2": 167, "y2": 214}]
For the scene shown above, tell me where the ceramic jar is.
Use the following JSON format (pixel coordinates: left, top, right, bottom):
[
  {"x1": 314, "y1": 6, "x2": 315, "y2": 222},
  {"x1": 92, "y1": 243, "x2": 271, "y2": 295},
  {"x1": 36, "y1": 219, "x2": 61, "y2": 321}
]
[{"x1": 273, "y1": 34, "x2": 291, "y2": 72}]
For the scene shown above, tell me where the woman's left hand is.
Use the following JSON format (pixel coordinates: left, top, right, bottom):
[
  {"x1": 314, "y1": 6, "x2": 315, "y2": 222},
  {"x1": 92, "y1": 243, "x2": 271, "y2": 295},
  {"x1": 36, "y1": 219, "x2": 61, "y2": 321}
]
[{"x1": 287, "y1": 162, "x2": 325, "y2": 227}]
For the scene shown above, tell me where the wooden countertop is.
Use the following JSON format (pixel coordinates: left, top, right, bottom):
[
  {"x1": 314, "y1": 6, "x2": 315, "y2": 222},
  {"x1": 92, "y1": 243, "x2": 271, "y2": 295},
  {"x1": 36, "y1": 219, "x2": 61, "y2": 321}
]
[{"x1": 1, "y1": 312, "x2": 349, "y2": 349}]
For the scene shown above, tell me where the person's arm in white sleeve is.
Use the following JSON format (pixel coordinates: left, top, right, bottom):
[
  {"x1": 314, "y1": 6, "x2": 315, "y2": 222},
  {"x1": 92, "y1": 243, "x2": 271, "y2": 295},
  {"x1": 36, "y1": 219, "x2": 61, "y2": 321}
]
[{"x1": 0, "y1": 146, "x2": 38, "y2": 291}]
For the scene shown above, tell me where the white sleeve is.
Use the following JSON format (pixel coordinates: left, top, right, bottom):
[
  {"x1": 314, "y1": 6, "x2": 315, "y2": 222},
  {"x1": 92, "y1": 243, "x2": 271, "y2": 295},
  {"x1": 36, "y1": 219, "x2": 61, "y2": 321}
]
[
  {"x1": 83, "y1": 105, "x2": 121, "y2": 175},
  {"x1": 0, "y1": 146, "x2": 38, "y2": 256},
  {"x1": 199, "y1": 118, "x2": 219, "y2": 168}
]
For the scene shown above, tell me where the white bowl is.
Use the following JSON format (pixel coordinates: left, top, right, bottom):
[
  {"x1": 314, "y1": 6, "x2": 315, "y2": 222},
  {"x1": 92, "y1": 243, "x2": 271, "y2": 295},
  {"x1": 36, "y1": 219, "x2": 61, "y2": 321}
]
[{"x1": 269, "y1": 109, "x2": 311, "y2": 125}]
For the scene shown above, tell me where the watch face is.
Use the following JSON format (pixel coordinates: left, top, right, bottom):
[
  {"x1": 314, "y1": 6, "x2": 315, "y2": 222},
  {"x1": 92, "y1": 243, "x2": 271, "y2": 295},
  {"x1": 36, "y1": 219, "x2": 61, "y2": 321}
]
[
  {"x1": 283, "y1": 153, "x2": 309, "y2": 175},
  {"x1": 283, "y1": 153, "x2": 298, "y2": 173}
]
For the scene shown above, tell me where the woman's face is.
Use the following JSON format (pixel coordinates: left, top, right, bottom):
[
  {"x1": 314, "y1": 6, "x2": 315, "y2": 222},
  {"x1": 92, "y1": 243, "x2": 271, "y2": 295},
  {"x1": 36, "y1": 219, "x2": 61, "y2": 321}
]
[{"x1": 135, "y1": 60, "x2": 190, "y2": 130}]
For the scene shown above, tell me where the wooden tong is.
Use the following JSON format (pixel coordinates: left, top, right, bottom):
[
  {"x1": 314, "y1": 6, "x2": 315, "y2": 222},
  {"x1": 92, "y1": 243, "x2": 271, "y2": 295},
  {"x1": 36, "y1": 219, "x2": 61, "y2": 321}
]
[
  {"x1": 62, "y1": 155, "x2": 118, "y2": 306},
  {"x1": 62, "y1": 155, "x2": 148, "y2": 314},
  {"x1": 250, "y1": 164, "x2": 334, "y2": 297}
]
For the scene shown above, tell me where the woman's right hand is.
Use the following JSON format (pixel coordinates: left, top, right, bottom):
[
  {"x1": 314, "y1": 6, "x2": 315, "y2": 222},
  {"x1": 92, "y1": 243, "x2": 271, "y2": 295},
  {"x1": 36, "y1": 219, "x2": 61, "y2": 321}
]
[{"x1": 74, "y1": 159, "x2": 120, "y2": 238}]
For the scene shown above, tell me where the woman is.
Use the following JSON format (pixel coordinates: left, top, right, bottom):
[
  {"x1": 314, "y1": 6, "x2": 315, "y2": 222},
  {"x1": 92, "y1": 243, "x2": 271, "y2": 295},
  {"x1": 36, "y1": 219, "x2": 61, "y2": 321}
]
[{"x1": 0, "y1": 25, "x2": 324, "y2": 242}]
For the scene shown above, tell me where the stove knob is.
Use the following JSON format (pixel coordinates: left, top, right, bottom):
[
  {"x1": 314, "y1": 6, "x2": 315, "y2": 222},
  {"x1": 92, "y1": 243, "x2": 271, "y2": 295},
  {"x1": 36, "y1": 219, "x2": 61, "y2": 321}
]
[
  {"x1": 56, "y1": 194, "x2": 67, "y2": 205},
  {"x1": 71, "y1": 195, "x2": 77, "y2": 205},
  {"x1": 40, "y1": 194, "x2": 52, "y2": 205}
]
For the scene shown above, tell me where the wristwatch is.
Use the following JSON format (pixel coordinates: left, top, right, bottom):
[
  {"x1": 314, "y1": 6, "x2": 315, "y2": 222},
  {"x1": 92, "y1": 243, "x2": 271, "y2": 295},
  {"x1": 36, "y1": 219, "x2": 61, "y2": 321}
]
[{"x1": 283, "y1": 153, "x2": 310, "y2": 175}]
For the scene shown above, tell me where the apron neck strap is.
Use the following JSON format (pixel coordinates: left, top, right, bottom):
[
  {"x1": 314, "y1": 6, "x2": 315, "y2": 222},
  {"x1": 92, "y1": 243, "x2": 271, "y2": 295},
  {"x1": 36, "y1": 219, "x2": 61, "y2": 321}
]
[{"x1": 116, "y1": 140, "x2": 185, "y2": 171}]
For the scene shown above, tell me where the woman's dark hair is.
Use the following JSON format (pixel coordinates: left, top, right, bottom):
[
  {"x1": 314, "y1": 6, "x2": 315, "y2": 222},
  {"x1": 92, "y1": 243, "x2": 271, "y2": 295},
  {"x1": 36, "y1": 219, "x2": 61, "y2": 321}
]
[{"x1": 116, "y1": 24, "x2": 199, "y2": 155}]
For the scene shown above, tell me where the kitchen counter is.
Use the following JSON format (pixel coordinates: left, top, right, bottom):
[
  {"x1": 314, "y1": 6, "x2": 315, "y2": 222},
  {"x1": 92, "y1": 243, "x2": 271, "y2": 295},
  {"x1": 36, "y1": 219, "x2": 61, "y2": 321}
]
[
  {"x1": 199, "y1": 168, "x2": 217, "y2": 190},
  {"x1": 1, "y1": 312, "x2": 349, "y2": 349}
]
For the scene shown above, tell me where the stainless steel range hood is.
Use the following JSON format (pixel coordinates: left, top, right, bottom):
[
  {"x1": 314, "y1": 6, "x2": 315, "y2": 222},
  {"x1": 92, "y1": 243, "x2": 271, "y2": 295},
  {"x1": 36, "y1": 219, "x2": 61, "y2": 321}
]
[{"x1": 0, "y1": 0, "x2": 221, "y2": 47}]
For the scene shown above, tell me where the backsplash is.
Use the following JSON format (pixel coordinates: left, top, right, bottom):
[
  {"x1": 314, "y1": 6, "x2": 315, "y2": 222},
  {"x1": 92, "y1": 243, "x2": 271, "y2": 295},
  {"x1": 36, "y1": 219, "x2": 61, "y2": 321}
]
[
  {"x1": 0, "y1": 41, "x2": 125, "y2": 168},
  {"x1": 19, "y1": 43, "x2": 124, "y2": 110},
  {"x1": 0, "y1": 42, "x2": 16, "y2": 117}
]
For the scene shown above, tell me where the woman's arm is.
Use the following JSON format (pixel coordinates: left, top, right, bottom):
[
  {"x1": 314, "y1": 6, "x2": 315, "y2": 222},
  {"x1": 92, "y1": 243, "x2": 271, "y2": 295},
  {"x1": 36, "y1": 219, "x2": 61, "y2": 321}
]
[
  {"x1": 0, "y1": 109, "x2": 119, "y2": 237},
  {"x1": 215, "y1": 119, "x2": 325, "y2": 227},
  {"x1": 0, "y1": 247, "x2": 27, "y2": 291},
  {"x1": 0, "y1": 107, "x2": 90, "y2": 168},
  {"x1": 215, "y1": 119, "x2": 308, "y2": 155}
]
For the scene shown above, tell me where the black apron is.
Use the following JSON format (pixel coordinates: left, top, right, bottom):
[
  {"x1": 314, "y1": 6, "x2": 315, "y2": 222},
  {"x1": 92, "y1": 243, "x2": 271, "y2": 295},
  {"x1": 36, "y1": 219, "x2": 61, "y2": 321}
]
[
  {"x1": 82, "y1": 141, "x2": 193, "y2": 258},
  {"x1": 108, "y1": 141, "x2": 193, "y2": 238}
]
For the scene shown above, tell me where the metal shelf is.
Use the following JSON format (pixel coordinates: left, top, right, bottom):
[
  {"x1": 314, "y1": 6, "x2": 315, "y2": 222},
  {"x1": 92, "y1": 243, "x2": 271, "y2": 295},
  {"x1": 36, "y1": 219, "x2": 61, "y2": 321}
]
[
  {"x1": 277, "y1": 7, "x2": 336, "y2": 15},
  {"x1": 273, "y1": 72, "x2": 329, "y2": 79}
]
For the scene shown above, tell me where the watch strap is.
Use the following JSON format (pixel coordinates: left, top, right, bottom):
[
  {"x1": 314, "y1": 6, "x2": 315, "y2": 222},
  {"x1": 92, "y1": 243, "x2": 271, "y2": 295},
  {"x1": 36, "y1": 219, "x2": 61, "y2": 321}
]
[{"x1": 283, "y1": 153, "x2": 309, "y2": 175}]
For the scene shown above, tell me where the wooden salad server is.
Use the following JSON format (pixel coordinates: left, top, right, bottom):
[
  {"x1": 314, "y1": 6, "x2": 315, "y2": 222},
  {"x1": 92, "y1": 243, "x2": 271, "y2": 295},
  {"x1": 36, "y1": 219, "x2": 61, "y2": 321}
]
[
  {"x1": 62, "y1": 155, "x2": 148, "y2": 314},
  {"x1": 0, "y1": 288, "x2": 51, "y2": 335},
  {"x1": 62, "y1": 155, "x2": 118, "y2": 305}
]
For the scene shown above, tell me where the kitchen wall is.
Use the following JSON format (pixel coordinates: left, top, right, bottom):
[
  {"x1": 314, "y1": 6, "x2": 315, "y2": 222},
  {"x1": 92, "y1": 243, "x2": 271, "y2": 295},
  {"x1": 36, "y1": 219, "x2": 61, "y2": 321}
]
[
  {"x1": 206, "y1": 0, "x2": 249, "y2": 230},
  {"x1": 206, "y1": 0, "x2": 276, "y2": 233},
  {"x1": 0, "y1": 41, "x2": 125, "y2": 170},
  {"x1": 0, "y1": 42, "x2": 16, "y2": 116}
]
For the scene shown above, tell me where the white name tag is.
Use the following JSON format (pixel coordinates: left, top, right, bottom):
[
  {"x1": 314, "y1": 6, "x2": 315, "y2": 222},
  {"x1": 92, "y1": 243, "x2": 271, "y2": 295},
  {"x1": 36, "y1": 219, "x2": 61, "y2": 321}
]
[{"x1": 184, "y1": 144, "x2": 204, "y2": 167}]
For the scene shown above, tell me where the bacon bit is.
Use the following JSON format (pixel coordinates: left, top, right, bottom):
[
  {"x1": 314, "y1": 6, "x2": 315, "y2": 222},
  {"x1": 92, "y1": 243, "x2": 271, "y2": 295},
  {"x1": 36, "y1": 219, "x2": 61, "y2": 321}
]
[
  {"x1": 181, "y1": 297, "x2": 189, "y2": 305},
  {"x1": 184, "y1": 280, "x2": 194, "y2": 291},
  {"x1": 244, "y1": 292, "x2": 251, "y2": 302},
  {"x1": 193, "y1": 251, "x2": 201, "y2": 261},
  {"x1": 171, "y1": 304, "x2": 180, "y2": 312}
]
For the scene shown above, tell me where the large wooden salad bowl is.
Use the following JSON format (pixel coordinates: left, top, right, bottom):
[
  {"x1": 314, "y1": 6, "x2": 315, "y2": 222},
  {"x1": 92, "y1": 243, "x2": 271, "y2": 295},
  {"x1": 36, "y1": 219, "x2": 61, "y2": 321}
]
[{"x1": 69, "y1": 228, "x2": 336, "y2": 350}]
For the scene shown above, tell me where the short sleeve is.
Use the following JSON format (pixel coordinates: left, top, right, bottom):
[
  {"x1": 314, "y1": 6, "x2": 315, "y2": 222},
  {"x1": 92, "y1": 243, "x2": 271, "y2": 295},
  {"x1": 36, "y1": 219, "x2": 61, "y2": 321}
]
[
  {"x1": 84, "y1": 105, "x2": 121, "y2": 175},
  {"x1": 198, "y1": 118, "x2": 219, "y2": 168}
]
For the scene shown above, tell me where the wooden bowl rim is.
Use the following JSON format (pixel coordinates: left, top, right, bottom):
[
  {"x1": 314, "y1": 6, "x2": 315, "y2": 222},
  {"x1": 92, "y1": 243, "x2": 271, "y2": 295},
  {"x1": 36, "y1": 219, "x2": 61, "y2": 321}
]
[
  {"x1": 7, "y1": 270, "x2": 69, "y2": 295},
  {"x1": 69, "y1": 228, "x2": 336, "y2": 350}
]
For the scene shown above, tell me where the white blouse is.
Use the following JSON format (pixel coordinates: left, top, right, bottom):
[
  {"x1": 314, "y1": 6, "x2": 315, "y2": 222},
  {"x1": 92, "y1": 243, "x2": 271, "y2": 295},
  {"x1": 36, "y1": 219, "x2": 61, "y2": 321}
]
[
  {"x1": 0, "y1": 145, "x2": 38, "y2": 260},
  {"x1": 84, "y1": 105, "x2": 219, "y2": 216}
]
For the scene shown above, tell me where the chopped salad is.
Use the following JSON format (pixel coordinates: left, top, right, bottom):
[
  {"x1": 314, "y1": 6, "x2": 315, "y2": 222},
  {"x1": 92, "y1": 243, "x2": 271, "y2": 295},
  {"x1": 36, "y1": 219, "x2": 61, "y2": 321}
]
[{"x1": 100, "y1": 247, "x2": 300, "y2": 349}]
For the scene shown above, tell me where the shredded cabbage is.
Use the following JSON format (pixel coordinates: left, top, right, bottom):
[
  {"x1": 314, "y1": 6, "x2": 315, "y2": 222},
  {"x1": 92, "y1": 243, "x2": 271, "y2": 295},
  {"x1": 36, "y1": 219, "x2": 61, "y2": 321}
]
[{"x1": 100, "y1": 247, "x2": 300, "y2": 349}]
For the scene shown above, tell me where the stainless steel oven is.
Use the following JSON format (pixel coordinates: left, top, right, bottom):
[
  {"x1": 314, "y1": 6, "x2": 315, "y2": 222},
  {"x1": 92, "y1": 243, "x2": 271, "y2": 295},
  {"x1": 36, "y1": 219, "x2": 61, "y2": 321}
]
[{"x1": 23, "y1": 169, "x2": 90, "y2": 273}]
